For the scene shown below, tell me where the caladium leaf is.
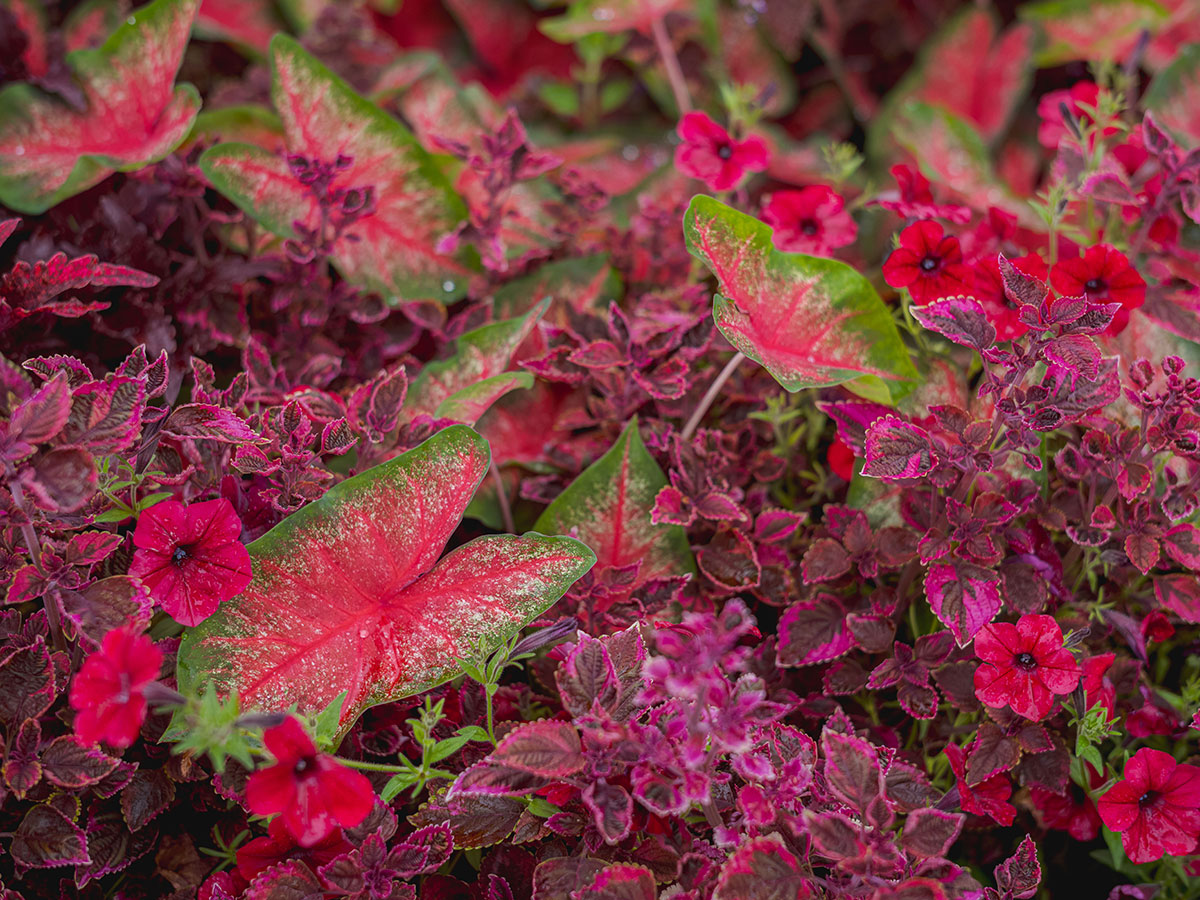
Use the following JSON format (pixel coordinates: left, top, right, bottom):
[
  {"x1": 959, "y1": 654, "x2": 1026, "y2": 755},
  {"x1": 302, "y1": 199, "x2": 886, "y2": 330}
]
[
  {"x1": 177, "y1": 425, "x2": 595, "y2": 738},
  {"x1": 405, "y1": 300, "x2": 547, "y2": 423},
  {"x1": 533, "y1": 418, "x2": 695, "y2": 593},
  {"x1": 200, "y1": 35, "x2": 473, "y2": 303},
  {"x1": 683, "y1": 195, "x2": 917, "y2": 397},
  {"x1": 0, "y1": 0, "x2": 201, "y2": 214}
]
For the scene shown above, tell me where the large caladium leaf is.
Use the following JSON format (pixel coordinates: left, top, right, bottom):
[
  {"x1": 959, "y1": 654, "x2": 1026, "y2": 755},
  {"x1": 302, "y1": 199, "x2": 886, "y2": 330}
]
[
  {"x1": 177, "y1": 425, "x2": 595, "y2": 737},
  {"x1": 0, "y1": 0, "x2": 201, "y2": 214},
  {"x1": 405, "y1": 300, "x2": 547, "y2": 424},
  {"x1": 200, "y1": 35, "x2": 473, "y2": 303},
  {"x1": 533, "y1": 418, "x2": 695, "y2": 591},
  {"x1": 683, "y1": 196, "x2": 917, "y2": 397}
]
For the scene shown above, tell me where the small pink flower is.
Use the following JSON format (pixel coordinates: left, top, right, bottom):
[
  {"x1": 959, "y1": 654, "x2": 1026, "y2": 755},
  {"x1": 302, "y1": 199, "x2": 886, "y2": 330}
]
[
  {"x1": 762, "y1": 186, "x2": 857, "y2": 256},
  {"x1": 881, "y1": 221, "x2": 974, "y2": 305},
  {"x1": 245, "y1": 716, "x2": 374, "y2": 847},
  {"x1": 973, "y1": 614, "x2": 1080, "y2": 721},
  {"x1": 674, "y1": 112, "x2": 768, "y2": 191},
  {"x1": 129, "y1": 498, "x2": 252, "y2": 626},
  {"x1": 1049, "y1": 244, "x2": 1146, "y2": 335},
  {"x1": 1036, "y1": 81, "x2": 1118, "y2": 150},
  {"x1": 1098, "y1": 747, "x2": 1200, "y2": 864},
  {"x1": 69, "y1": 625, "x2": 163, "y2": 748}
]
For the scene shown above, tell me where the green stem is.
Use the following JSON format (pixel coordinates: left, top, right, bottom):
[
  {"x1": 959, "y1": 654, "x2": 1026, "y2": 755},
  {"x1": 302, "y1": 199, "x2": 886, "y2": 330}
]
[
  {"x1": 334, "y1": 758, "x2": 411, "y2": 774},
  {"x1": 650, "y1": 14, "x2": 691, "y2": 115},
  {"x1": 681, "y1": 351, "x2": 745, "y2": 441}
]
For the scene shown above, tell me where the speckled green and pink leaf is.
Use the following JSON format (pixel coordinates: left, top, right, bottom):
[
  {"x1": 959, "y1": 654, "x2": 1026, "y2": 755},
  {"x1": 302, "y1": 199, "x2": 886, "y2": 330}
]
[
  {"x1": 683, "y1": 196, "x2": 917, "y2": 396},
  {"x1": 533, "y1": 418, "x2": 694, "y2": 591},
  {"x1": 405, "y1": 300, "x2": 548, "y2": 423},
  {"x1": 0, "y1": 0, "x2": 201, "y2": 214},
  {"x1": 176, "y1": 425, "x2": 595, "y2": 738},
  {"x1": 200, "y1": 35, "x2": 473, "y2": 303}
]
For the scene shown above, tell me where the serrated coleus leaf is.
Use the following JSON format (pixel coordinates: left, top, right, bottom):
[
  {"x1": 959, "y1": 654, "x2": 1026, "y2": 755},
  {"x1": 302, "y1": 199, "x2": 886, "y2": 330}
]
[
  {"x1": 925, "y1": 561, "x2": 1002, "y2": 646},
  {"x1": 405, "y1": 300, "x2": 547, "y2": 424},
  {"x1": 861, "y1": 416, "x2": 938, "y2": 479},
  {"x1": 533, "y1": 417, "x2": 695, "y2": 596},
  {"x1": 683, "y1": 195, "x2": 917, "y2": 396},
  {"x1": 713, "y1": 832, "x2": 814, "y2": 900},
  {"x1": 0, "y1": 0, "x2": 201, "y2": 213},
  {"x1": 200, "y1": 35, "x2": 473, "y2": 304},
  {"x1": 912, "y1": 297, "x2": 996, "y2": 351},
  {"x1": 177, "y1": 425, "x2": 595, "y2": 739}
]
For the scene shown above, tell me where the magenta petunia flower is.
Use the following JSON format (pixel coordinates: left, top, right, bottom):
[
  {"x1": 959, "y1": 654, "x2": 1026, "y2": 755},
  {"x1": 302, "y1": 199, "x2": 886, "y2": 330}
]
[
  {"x1": 244, "y1": 716, "x2": 375, "y2": 847},
  {"x1": 69, "y1": 625, "x2": 163, "y2": 748},
  {"x1": 1049, "y1": 244, "x2": 1146, "y2": 335},
  {"x1": 128, "y1": 498, "x2": 252, "y2": 626},
  {"x1": 881, "y1": 220, "x2": 974, "y2": 305},
  {"x1": 762, "y1": 186, "x2": 857, "y2": 256},
  {"x1": 1098, "y1": 748, "x2": 1200, "y2": 864},
  {"x1": 674, "y1": 112, "x2": 768, "y2": 192},
  {"x1": 973, "y1": 614, "x2": 1080, "y2": 721}
]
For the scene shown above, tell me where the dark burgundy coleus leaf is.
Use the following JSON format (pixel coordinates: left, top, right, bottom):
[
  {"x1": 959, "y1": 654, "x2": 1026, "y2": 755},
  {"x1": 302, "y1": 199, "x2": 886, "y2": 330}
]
[
  {"x1": 0, "y1": 0, "x2": 201, "y2": 213},
  {"x1": 11, "y1": 803, "x2": 90, "y2": 872},
  {"x1": 912, "y1": 296, "x2": 996, "y2": 351},
  {"x1": 862, "y1": 416, "x2": 938, "y2": 479},
  {"x1": 925, "y1": 561, "x2": 1002, "y2": 645},
  {"x1": 901, "y1": 808, "x2": 964, "y2": 859},
  {"x1": 178, "y1": 426, "x2": 595, "y2": 738},
  {"x1": 777, "y1": 594, "x2": 853, "y2": 667},
  {"x1": 992, "y1": 834, "x2": 1040, "y2": 899}
]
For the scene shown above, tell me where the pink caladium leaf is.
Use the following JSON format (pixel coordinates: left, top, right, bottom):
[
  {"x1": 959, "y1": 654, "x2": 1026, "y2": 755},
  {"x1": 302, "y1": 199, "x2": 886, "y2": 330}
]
[
  {"x1": 925, "y1": 561, "x2": 1002, "y2": 646},
  {"x1": 911, "y1": 296, "x2": 996, "y2": 351},
  {"x1": 713, "y1": 832, "x2": 814, "y2": 900},
  {"x1": 861, "y1": 416, "x2": 938, "y2": 479},
  {"x1": 683, "y1": 195, "x2": 917, "y2": 396},
  {"x1": 906, "y1": 8, "x2": 1033, "y2": 142},
  {"x1": 405, "y1": 300, "x2": 547, "y2": 424},
  {"x1": 0, "y1": 0, "x2": 201, "y2": 214},
  {"x1": 177, "y1": 426, "x2": 595, "y2": 739},
  {"x1": 533, "y1": 417, "x2": 695, "y2": 593},
  {"x1": 200, "y1": 35, "x2": 474, "y2": 303}
]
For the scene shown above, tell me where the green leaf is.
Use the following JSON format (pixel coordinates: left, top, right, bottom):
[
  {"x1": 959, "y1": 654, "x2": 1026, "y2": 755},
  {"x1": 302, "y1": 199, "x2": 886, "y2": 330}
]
[
  {"x1": 177, "y1": 425, "x2": 595, "y2": 741},
  {"x1": 0, "y1": 0, "x2": 201, "y2": 213},
  {"x1": 533, "y1": 417, "x2": 695, "y2": 593},
  {"x1": 309, "y1": 691, "x2": 349, "y2": 751},
  {"x1": 200, "y1": 35, "x2": 473, "y2": 303},
  {"x1": 683, "y1": 195, "x2": 918, "y2": 397}
]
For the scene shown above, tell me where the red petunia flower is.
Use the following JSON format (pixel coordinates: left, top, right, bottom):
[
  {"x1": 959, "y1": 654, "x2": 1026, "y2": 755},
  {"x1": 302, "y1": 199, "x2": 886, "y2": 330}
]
[
  {"x1": 762, "y1": 186, "x2": 857, "y2": 256},
  {"x1": 236, "y1": 816, "x2": 352, "y2": 880},
  {"x1": 1049, "y1": 244, "x2": 1146, "y2": 335},
  {"x1": 68, "y1": 625, "x2": 163, "y2": 748},
  {"x1": 1036, "y1": 81, "x2": 1119, "y2": 150},
  {"x1": 1031, "y1": 765, "x2": 1105, "y2": 841},
  {"x1": 1082, "y1": 652, "x2": 1117, "y2": 722},
  {"x1": 129, "y1": 498, "x2": 253, "y2": 626},
  {"x1": 973, "y1": 253, "x2": 1048, "y2": 341},
  {"x1": 973, "y1": 614, "x2": 1080, "y2": 721},
  {"x1": 827, "y1": 436, "x2": 856, "y2": 481},
  {"x1": 244, "y1": 716, "x2": 374, "y2": 847},
  {"x1": 1142, "y1": 610, "x2": 1175, "y2": 643},
  {"x1": 1098, "y1": 747, "x2": 1200, "y2": 864},
  {"x1": 871, "y1": 164, "x2": 971, "y2": 224},
  {"x1": 674, "y1": 112, "x2": 769, "y2": 192},
  {"x1": 881, "y1": 221, "x2": 974, "y2": 305}
]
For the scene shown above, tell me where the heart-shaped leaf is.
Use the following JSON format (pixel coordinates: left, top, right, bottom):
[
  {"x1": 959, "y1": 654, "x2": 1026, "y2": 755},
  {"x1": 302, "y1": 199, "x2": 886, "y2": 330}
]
[
  {"x1": 683, "y1": 195, "x2": 917, "y2": 397},
  {"x1": 0, "y1": 0, "x2": 201, "y2": 213},
  {"x1": 177, "y1": 425, "x2": 595, "y2": 738},
  {"x1": 200, "y1": 35, "x2": 473, "y2": 303},
  {"x1": 533, "y1": 418, "x2": 695, "y2": 592}
]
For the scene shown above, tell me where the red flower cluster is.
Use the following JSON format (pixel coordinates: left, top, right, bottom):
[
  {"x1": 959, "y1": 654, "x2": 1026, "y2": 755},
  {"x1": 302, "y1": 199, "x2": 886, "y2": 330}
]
[
  {"x1": 245, "y1": 716, "x2": 375, "y2": 847},
  {"x1": 68, "y1": 626, "x2": 163, "y2": 748},
  {"x1": 674, "y1": 112, "x2": 768, "y2": 192},
  {"x1": 129, "y1": 498, "x2": 253, "y2": 626},
  {"x1": 1049, "y1": 244, "x2": 1146, "y2": 334},
  {"x1": 973, "y1": 614, "x2": 1080, "y2": 721},
  {"x1": 1098, "y1": 748, "x2": 1200, "y2": 864}
]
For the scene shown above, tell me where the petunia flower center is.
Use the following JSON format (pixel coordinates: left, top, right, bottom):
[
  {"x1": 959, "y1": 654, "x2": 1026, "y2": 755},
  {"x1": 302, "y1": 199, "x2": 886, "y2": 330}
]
[
  {"x1": 717, "y1": 144, "x2": 733, "y2": 160},
  {"x1": 1138, "y1": 789, "x2": 1160, "y2": 809},
  {"x1": 172, "y1": 545, "x2": 191, "y2": 565},
  {"x1": 1084, "y1": 278, "x2": 1106, "y2": 294},
  {"x1": 801, "y1": 221, "x2": 819, "y2": 236},
  {"x1": 919, "y1": 256, "x2": 940, "y2": 272},
  {"x1": 293, "y1": 756, "x2": 317, "y2": 778},
  {"x1": 1014, "y1": 652, "x2": 1038, "y2": 671}
]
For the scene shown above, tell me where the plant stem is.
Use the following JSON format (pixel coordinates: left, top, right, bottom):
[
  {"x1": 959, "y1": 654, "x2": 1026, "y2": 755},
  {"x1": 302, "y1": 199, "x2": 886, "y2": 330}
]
[
  {"x1": 490, "y1": 460, "x2": 515, "y2": 534},
  {"x1": 335, "y1": 757, "x2": 411, "y2": 774},
  {"x1": 681, "y1": 352, "x2": 745, "y2": 441},
  {"x1": 650, "y1": 15, "x2": 691, "y2": 115}
]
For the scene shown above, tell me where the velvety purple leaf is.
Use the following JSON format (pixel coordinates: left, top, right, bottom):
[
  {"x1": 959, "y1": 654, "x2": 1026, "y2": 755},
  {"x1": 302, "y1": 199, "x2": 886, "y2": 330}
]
[
  {"x1": 407, "y1": 792, "x2": 524, "y2": 850},
  {"x1": 815, "y1": 399, "x2": 893, "y2": 455},
  {"x1": 697, "y1": 526, "x2": 761, "y2": 591},
  {"x1": 901, "y1": 808, "x2": 964, "y2": 859},
  {"x1": 1043, "y1": 334, "x2": 1101, "y2": 384},
  {"x1": 994, "y1": 834, "x2": 1040, "y2": 900},
  {"x1": 1154, "y1": 574, "x2": 1200, "y2": 622},
  {"x1": 60, "y1": 576, "x2": 153, "y2": 651},
  {"x1": 40, "y1": 736, "x2": 119, "y2": 788},
  {"x1": 121, "y1": 769, "x2": 176, "y2": 831},
  {"x1": 26, "y1": 447, "x2": 98, "y2": 513},
  {"x1": 821, "y1": 727, "x2": 885, "y2": 821},
  {"x1": 3, "y1": 717, "x2": 42, "y2": 798},
  {"x1": 245, "y1": 859, "x2": 325, "y2": 900},
  {"x1": 582, "y1": 780, "x2": 633, "y2": 845},
  {"x1": 64, "y1": 376, "x2": 146, "y2": 453},
  {"x1": 713, "y1": 833, "x2": 814, "y2": 900},
  {"x1": 777, "y1": 596, "x2": 852, "y2": 667},
  {"x1": 0, "y1": 639, "x2": 56, "y2": 722},
  {"x1": 999, "y1": 254, "x2": 1048, "y2": 309},
  {"x1": 11, "y1": 804, "x2": 90, "y2": 871},
  {"x1": 925, "y1": 562, "x2": 1002, "y2": 646},
  {"x1": 478, "y1": 720, "x2": 584, "y2": 778},
  {"x1": 162, "y1": 404, "x2": 263, "y2": 443},
  {"x1": 555, "y1": 634, "x2": 619, "y2": 719},
  {"x1": 800, "y1": 538, "x2": 850, "y2": 583},
  {"x1": 575, "y1": 863, "x2": 657, "y2": 900},
  {"x1": 805, "y1": 809, "x2": 865, "y2": 861},
  {"x1": 966, "y1": 723, "x2": 1021, "y2": 785},
  {"x1": 1163, "y1": 524, "x2": 1200, "y2": 569},
  {"x1": 862, "y1": 416, "x2": 937, "y2": 479},
  {"x1": 532, "y1": 857, "x2": 607, "y2": 900}
]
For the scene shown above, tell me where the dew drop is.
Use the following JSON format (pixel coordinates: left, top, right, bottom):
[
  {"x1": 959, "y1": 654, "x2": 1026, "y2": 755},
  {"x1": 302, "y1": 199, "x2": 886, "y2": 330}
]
[
  {"x1": 12, "y1": 145, "x2": 24, "y2": 156},
  {"x1": 442, "y1": 280, "x2": 456, "y2": 293},
  {"x1": 592, "y1": 8, "x2": 613, "y2": 19},
  {"x1": 359, "y1": 627, "x2": 370, "y2": 639},
  {"x1": 127, "y1": 15, "x2": 137, "y2": 24},
  {"x1": 621, "y1": 145, "x2": 639, "y2": 161}
]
